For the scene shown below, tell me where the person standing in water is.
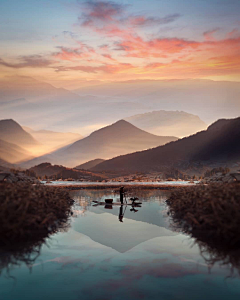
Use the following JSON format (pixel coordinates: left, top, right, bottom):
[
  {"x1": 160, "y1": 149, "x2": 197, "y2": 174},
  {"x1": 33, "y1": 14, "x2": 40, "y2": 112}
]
[{"x1": 120, "y1": 186, "x2": 124, "y2": 204}]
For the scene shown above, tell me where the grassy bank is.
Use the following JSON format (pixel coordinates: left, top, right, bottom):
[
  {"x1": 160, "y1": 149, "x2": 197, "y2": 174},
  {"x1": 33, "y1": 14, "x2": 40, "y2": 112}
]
[
  {"x1": 167, "y1": 183, "x2": 240, "y2": 247},
  {"x1": 0, "y1": 183, "x2": 74, "y2": 247}
]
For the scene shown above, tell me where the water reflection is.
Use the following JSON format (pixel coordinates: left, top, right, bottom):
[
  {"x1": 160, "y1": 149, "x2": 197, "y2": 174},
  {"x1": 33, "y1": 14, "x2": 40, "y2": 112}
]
[
  {"x1": 70, "y1": 189, "x2": 176, "y2": 253},
  {"x1": 0, "y1": 208, "x2": 71, "y2": 274},
  {"x1": 1, "y1": 189, "x2": 240, "y2": 300},
  {"x1": 170, "y1": 213, "x2": 240, "y2": 276},
  {"x1": 169, "y1": 205, "x2": 240, "y2": 276},
  {"x1": 119, "y1": 205, "x2": 124, "y2": 222}
]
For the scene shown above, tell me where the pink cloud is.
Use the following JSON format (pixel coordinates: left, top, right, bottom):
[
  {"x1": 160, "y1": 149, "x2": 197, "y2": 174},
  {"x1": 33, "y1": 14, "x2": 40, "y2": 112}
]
[
  {"x1": 203, "y1": 28, "x2": 220, "y2": 41},
  {"x1": 0, "y1": 55, "x2": 55, "y2": 69},
  {"x1": 56, "y1": 62, "x2": 133, "y2": 73},
  {"x1": 79, "y1": 0, "x2": 126, "y2": 27},
  {"x1": 53, "y1": 43, "x2": 95, "y2": 61},
  {"x1": 128, "y1": 14, "x2": 181, "y2": 27}
]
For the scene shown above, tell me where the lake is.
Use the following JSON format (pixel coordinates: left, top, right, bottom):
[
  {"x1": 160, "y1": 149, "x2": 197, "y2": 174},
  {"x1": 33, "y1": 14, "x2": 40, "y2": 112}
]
[
  {"x1": 41, "y1": 180, "x2": 199, "y2": 186},
  {"x1": 0, "y1": 189, "x2": 240, "y2": 300}
]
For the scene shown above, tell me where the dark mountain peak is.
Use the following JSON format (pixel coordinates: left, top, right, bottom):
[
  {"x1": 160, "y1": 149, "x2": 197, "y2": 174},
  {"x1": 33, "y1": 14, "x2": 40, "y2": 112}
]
[
  {"x1": 93, "y1": 116, "x2": 240, "y2": 173},
  {"x1": 0, "y1": 119, "x2": 25, "y2": 131},
  {"x1": 108, "y1": 119, "x2": 137, "y2": 130},
  {"x1": 23, "y1": 120, "x2": 177, "y2": 168},
  {"x1": 207, "y1": 117, "x2": 240, "y2": 132},
  {"x1": 0, "y1": 118, "x2": 20, "y2": 125},
  {"x1": 0, "y1": 118, "x2": 38, "y2": 147},
  {"x1": 114, "y1": 119, "x2": 130, "y2": 125},
  {"x1": 207, "y1": 118, "x2": 226, "y2": 130},
  {"x1": 89, "y1": 119, "x2": 138, "y2": 138}
]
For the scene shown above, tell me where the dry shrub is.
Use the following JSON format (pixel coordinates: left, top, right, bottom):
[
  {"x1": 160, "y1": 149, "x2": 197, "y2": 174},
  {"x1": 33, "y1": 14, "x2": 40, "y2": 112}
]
[
  {"x1": 167, "y1": 183, "x2": 240, "y2": 273},
  {"x1": 0, "y1": 183, "x2": 74, "y2": 246},
  {"x1": 0, "y1": 183, "x2": 74, "y2": 272}
]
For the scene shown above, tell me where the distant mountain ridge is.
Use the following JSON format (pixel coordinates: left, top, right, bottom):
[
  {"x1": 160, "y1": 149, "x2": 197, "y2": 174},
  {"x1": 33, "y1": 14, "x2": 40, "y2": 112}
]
[
  {"x1": 22, "y1": 120, "x2": 178, "y2": 168},
  {"x1": 74, "y1": 79, "x2": 240, "y2": 123},
  {"x1": 0, "y1": 158, "x2": 14, "y2": 170},
  {"x1": 0, "y1": 119, "x2": 38, "y2": 148},
  {"x1": 23, "y1": 126, "x2": 83, "y2": 152},
  {"x1": 0, "y1": 139, "x2": 33, "y2": 163},
  {"x1": 125, "y1": 110, "x2": 207, "y2": 137},
  {"x1": 75, "y1": 159, "x2": 105, "y2": 170},
  {"x1": 0, "y1": 76, "x2": 79, "y2": 102},
  {"x1": 0, "y1": 76, "x2": 148, "y2": 135},
  {"x1": 29, "y1": 163, "x2": 106, "y2": 181},
  {"x1": 92, "y1": 117, "x2": 240, "y2": 173}
]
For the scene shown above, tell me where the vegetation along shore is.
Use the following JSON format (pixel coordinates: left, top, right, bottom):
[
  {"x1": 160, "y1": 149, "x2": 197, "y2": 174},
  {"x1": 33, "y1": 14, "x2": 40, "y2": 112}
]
[
  {"x1": 0, "y1": 183, "x2": 74, "y2": 247},
  {"x1": 167, "y1": 183, "x2": 240, "y2": 247}
]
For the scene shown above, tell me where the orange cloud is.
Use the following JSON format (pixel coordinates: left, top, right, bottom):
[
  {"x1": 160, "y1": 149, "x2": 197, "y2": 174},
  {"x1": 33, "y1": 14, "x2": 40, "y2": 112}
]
[{"x1": 1, "y1": 0, "x2": 239, "y2": 83}]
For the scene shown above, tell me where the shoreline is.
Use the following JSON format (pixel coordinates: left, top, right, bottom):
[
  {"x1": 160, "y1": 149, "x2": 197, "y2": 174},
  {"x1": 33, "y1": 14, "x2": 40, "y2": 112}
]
[
  {"x1": 167, "y1": 183, "x2": 240, "y2": 247},
  {"x1": 0, "y1": 183, "x2": 74, "y2": 248},
  {"x1": 45, "y1": 183, "x2": 198, "y2": 190}
]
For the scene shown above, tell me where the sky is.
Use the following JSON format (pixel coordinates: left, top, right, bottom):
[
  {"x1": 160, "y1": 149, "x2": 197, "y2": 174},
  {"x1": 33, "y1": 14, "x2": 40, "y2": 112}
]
[{"x1": 0, "y1": 0, "x2": 240, "y2": 88}]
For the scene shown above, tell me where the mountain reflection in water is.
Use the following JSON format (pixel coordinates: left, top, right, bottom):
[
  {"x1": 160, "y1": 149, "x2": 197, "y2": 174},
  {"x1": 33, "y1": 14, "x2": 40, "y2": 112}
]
[{"x1": 0, "y1": 189, "x2": 240, "y2": 300}]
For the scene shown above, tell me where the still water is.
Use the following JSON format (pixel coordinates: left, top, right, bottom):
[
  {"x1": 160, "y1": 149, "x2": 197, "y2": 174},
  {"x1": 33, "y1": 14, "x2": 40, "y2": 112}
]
[
  {"x1": 1, "y1": 189, "x2": 240, "y2": 300},
  {"x1": 42, "y1": 180, "x2": 199, "y2": 186}
]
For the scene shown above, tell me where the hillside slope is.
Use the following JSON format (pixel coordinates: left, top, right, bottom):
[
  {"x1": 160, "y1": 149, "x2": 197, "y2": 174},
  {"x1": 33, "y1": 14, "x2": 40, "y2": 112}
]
[
  {"x1": 23, "y1": 126, "x2": 83, "y2": 152},
  {"x1": 92, "y1": 117, "x2": 240, "y2": 173},
  {"x1": 29, "y1": 163, "x2": 106, "y2": 181},
  {"x1": 75, "y1": 159, "x2": 105, "y2": 170},
  {"x1": 0, "y1": 158, "x2": 14, "y2": 171},
  {"x1": 23, "y1": 120, "x2": 178, "y2": 168},
  {"x1": 0, "y1": 119, "x2": 38, "y2": 148},
  {"x1": 0, "y1": 139, "x2": 33, "y2": 163}
]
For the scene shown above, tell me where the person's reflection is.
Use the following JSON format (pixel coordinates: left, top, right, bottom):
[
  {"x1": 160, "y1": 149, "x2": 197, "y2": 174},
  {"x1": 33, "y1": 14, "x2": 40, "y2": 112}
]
[
  {"x1": 119, "y1": 205, "x2": 124, "y2": 222},
  {"x1": 130, "y1": 207, "x2": 138, "y2": 213}
]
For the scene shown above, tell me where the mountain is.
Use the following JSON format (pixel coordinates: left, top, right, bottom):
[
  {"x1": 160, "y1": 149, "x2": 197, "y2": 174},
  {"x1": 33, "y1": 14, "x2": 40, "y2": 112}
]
[
  {"x1": 0, "y1": 119, "x2": 38, "y2": 148},
  {"x1": 73, "y1": 210, "x2": 176, "y2": 253},
  {"x1": 0, "y1": 139, "x2": 33, "y2": 164},
  {"x1": 28, "y1": 163, "x2": 106, "y2": 181},
  {"x1": 0, "y1": 158, "x2": 14, "y2": 171},
  {"x1": 23, "y1": 127, "x2": 82, "y2": 152},
  {"x1": 125, "y1": 110, "x2": 207, "y2": 138},
  {"x1": 75, "y1": 159, "x2": 105, "y2": 170},
  {"x1": 2, "y1": 77, "x2": 240, "y2": 135},
  {"x1": 0, "y1": 75, "x2": 81, "y2": 103},
  {"x1": 75, "y1": 79, "x2": 240, "y2": 124},
  {"x1": 0, "y1": 76, "x2": 148, "y2": 136},
  {"x1": 22, "y1": 120, "x2": 178, "y2": 168},
  {"x1": 92, "y1": 117, "x2": 240, "y2": 173}
]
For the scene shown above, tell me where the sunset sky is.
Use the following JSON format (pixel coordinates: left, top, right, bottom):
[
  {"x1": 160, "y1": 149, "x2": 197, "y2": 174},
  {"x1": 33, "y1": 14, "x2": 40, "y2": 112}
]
[{"x1": 1, "y1": 0, "x2": 240, "y2": 88}]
